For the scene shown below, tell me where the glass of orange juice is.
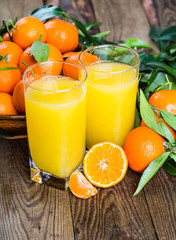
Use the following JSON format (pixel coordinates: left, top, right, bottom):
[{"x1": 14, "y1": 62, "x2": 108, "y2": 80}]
[
  {"x1": 79, "y1": 45, "x2": 140, "y2": 149},
  {"x1": 23, "y1": 61, "x2": 87, "y2": 190}
]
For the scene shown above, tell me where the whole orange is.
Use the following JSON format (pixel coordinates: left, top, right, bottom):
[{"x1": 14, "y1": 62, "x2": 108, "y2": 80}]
[
  {"x1": 63, "y1": 52, "x2": 99, "y2": 79},
  {"x1": 124, "y1": 126, "x2": 166, "y2": 173},
  {"x1": 0, "y1": 62, "x2": 22, "y2": 94},
  {"x1": 12, "y1": 80, "x2": 25, "y2": 114},
  {"x1": 0, "y1": 92, "x2": 17, "y2": 115},
  {"x1": 149, "y1": 90, "x2": 176, "y2": 115},
  {"x1": 63, "y1": 52, "x2": 81, "y2": 79},
  {"x1": 19, "y1": 43, "x2": 63, "y2": 74},
  {"x1": 63, "y1": 52, "x2": 77, "y2": 58},
  {"x1": 12, "y1": 74, "x2": 44, "y2": 114},
  {"x1": 3, "y1": 31, "x2": 12, "y2": 41},
  {"x1": 0, "y1": 41, "x2": 23, "y2": 66},
  {"x1": 12, "y1": 16, "x2": 47, "y2": 49},
  {"x1": 45, "y1": 19, "x2": 79, "y2": 54}
]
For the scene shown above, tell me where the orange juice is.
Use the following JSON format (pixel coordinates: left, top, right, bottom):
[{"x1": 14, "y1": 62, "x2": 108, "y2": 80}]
[
  {"x1": 25, "y1": 76, "x2": 86, "y2": 178},
  {"x1": 86, "y1": 62, "x2": 138, "y2": 148}
]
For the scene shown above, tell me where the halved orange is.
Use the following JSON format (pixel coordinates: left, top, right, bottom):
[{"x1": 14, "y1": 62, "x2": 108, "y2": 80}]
[
  {"x1": 69, "y1": 171, "x2": 97, "y2": 199},
  {"x1": 83, "y1": 142, "x2": 128, "y2": 188}
]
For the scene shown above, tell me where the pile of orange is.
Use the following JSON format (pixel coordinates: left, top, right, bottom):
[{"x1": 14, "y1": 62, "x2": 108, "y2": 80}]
[{"x1": 0, "y1": 16, "x2": 79, "y2": 115}]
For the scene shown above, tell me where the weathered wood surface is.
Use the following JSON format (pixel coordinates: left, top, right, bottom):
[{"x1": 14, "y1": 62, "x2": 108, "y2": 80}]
[
  {"x1": 0, "y1": 138, "x2": 74, "y2": 240},
  {"x1": 0, "y1": 0, "x2": 43, "y2": 22},
  {"x1": 0, "y1": 0, "x2": 176, "y2": 240},
  {"x1": 142, "y1": 0, "x2": 176, "y2": 28}
]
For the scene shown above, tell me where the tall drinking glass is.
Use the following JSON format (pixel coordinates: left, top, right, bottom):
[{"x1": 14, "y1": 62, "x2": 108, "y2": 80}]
[
  {"x1": 79, "y1": 45, "x2": 140, "y2": 149},
  {"x1": 23, "y1": 61, "x2": 87, "y2": 189}
]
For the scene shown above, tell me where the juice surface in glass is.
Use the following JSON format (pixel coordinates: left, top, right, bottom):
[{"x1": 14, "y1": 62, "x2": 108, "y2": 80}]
[
  {"x1": 25, "y1": 76, "x2": 86, "y2": 179},
  {"x1": 86, "y1": 61, "x2": 138, "y2": 149}
]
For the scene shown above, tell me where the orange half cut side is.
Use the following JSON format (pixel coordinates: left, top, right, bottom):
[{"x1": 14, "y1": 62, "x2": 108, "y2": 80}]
[{"x1": 83, "y1": 142, "x2": 128, "y2": 188}]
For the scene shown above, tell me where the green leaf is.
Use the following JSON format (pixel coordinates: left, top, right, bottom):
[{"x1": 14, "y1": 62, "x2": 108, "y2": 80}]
[
  {"x1": 70, "y1": 17, "x2": 97, "y2": 45},
  {"x1": 134, "y1": 108, "x2": 141, "y2": 128},
  {"x1": 158, "y1": 120, "x2": 175, "y2": 144},
  {"x1": 160, "y1": 110, "x2": 176, "y2": 131},
  {"x1": 140, "y1": 89, "x2": 164, "y2": 136},
  {"x1": 163, "y1": 158, "x2": 176, "y2": 175},
  {"x1": 156, "y1": 52, "x2": 176, "y2": 62},
  {"x1": 149, "y1": 25, "x2": 163, "y2": 42},
  {"x1": 166, "y1": 43, "x2": 176, "y2": 54},
  {"x1": 91, "y1": 37, "x2": 116, "y2": 45},
  {"x1": 149, "y1": 25, "x2": 170, "y2": 51},
  {"x1": 147, "y1": 73, "x2": 176, "y2": 92},
  {"x1": 133, "y1": 152, "x2": 170, "y2": 196},
  {"x1": 139, "y1": 54, "x2": 158, "y2": 72},
  {"x1": 143, "y1": 70, "x2": 158, "y2": 95},
  {"x1": 146, "y1": 61, "x2": 176, "y2": 78},
  {"x1": 93, "y1": 31, "x2": 110, "y2": 38},
  {"x1": 159, "y1": 26, "x2": 176, "y2": 41},
  {"x1": 170, "y1": 153, "x2": 176, "y2": 162},
  {"x1": 120, "y1": 38, "x2": 153, "y2": 49},
  {"x1": 30, "y1": 5, "x2": 68, "y2": 21},
  {"x1": 84, "y1": 21, "x2": 102, "y2": 31},
  {"x1": 0, "y1": 18, "x2": 17, "y2": 37},
  {"x1": 0, "y1": 36, "x2": 3, "y2": 42},
  {"x1": 0, "y1": 67, "x2": 21, "y2": 70},
  {"x1": 30, "y1": 39, "x2": 49, "y2": 63}
]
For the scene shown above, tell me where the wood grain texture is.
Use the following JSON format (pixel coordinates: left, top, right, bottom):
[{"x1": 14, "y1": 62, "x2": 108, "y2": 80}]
[
  {"x1": 0, "y1": 0, "x2": 43, "y2": 22},
  {"x1": 70, "y1": 169, "x2": 158, "y2": 240},
  {"x1": 144, "y1": 168, "x2": 176, "y2": 239},
  {"x1": 150, "y1": 0, "x2": 176, "y2": 28},
  {"x1": 91, "y1": 0, "x2": 156, "y2": 47},
  {"x1": 141, "y1": 0, "x2": 159, "y2": 25},
  {"x1": 0, "y1": 115, "x2": 26, "y2": 135},
  {"x1": 0, "y1": 138, "x2": 74, "y2": 240}
]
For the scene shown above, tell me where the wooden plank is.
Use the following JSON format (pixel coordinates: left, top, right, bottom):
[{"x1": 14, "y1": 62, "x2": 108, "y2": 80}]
[
  {"x1": 142, "y1": 0, "x2": 176, "y2": 28},
  {"x1": 0, "y1": 138, "x2": 74, "y2": 240},
  {"x1": 143, "y1": 168, "x2": 176, "y2": 239},
  {"x1": 91, "y1": 0, "x2": 156, "y2": 47},
  {"x1": 0, "y1": 0, "x2": 43, "y2": 23},
  {"x1": 141, "y1": 0, "x2": 159, "y2": 25},
  {"x1": 69, "y1": 169, "x2": 158, "y2": 240},
  {"x1": 139, "y1": 1, "x2": 176, "y2": 238}
]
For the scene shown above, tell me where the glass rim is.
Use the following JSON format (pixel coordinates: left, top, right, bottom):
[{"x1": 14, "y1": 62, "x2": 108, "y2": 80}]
[
  {"x1": 22, "y1": 61, "x2": 87, "y2": 93},
  {"x1": 78, "y1": 44, "x2": 140, "y2": 74}
]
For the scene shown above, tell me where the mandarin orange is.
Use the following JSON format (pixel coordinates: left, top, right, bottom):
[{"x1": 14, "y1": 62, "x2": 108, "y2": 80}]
[
  {"x1": 63, "y1": 52, "x2": 99, "y2": 79},
  {"x1": 45, "y1": 19, "x2": 78, "y2": 54},
  {"x1": 12, "y1": 80, "x2": 25, "y2": 114},
  {"x1": 2, "y1": 31, "x2": 12, "y2": 41},
  {"x1": 12, "y1": 74, "x2": 45, "y2": 114},
  {"x1": 0, "y1": 92, "x2": 17, "y2": 115},
  {"x1": 0, "y1": 62, "x2": 22, "y2": 94},
  {"x1": 124, "y1": 126, "x2": 166, "y2": 173},
  {"x1": 0, "y1": 41, "x2": 23, "y2": 65},
  {"x1": 149, "y1": 90, "x2": 176, "y2": 115},
  {"x1": 12, "y1": 16, "x2": 47, "y2": 49}
]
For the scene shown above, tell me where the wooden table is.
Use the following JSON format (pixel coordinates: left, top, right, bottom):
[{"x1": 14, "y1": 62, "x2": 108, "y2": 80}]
[{"x1": 0, "y1": 0, "x2": 176, "y2": 239}]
